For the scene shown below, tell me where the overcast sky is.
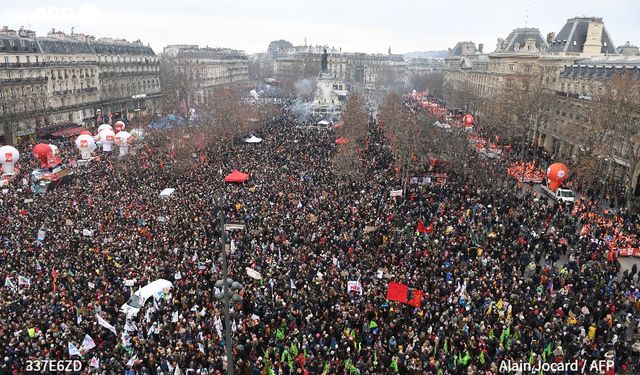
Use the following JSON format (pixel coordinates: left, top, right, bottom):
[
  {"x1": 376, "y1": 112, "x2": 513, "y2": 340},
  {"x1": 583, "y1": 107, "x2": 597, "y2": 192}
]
[{"x1": 3, "y1": 0, "x2": 638, "y2": 55}]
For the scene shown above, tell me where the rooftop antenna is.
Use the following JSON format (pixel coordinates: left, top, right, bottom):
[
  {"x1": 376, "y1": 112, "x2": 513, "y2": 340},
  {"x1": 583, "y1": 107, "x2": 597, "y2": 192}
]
[
  {"x1": 71, "y1": 26, "x2": 74, "y2": 35},
  {"x1": 304, "y1": 36, "x2": 307, "y2": 47},
  {"x1": 525, "y1": 0, "x2": 530, "y2": 27}
]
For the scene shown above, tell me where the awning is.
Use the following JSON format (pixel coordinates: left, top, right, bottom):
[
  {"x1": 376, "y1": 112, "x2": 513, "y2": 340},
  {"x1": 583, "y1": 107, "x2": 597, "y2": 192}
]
[
  {"x1": 244, "y1": 135, "x2": 263, "y2": 143},
  {"x1": 159, "y1": 188, "x2": 176, "y2": 198},
  {"x1": 51, "y1": 127, "x2": 86, "y2": 137},
  {"x1": 224, "y1": 170, "x2": 249, "y2": 183}
]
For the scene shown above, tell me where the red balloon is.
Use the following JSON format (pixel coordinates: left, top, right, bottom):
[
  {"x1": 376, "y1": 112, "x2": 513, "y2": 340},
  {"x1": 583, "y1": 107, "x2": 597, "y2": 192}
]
[
  {"x1": 547, "y1": 163, "x2": 569, "y2": 182},
  {"x1": 546, "y1": 163, "x2": 569, "y2": 191},
  {"x1": 32, "y1": 143, "x2": 52, "y2": 167},
  {"x1": 463, "y1": 114, "x2": 474, "y2": 127},
  {"x1": 80, "y1": 130, "x2": 92, "y2": 136}
]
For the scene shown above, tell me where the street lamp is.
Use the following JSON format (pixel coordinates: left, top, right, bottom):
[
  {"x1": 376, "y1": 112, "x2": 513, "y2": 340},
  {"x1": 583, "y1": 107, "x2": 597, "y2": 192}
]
[{"x1": 214, "y1": 212, "x2": 245, "y2": 375}]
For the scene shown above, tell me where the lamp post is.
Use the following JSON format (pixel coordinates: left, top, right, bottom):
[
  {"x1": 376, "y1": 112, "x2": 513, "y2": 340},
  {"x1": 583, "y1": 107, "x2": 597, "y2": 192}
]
[{"x1": 214, "y1": 210, "x2": 245, "y2": 375}]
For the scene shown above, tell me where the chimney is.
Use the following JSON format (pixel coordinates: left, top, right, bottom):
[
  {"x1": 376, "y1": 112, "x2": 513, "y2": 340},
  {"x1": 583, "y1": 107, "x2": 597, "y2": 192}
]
[
  {"x1": 583, "y1": 18, "x2": 604, "y2": 56},
  {"x1": 478, "y1": 44, "x2": 484, "y2": 53},
  {"x1": 546, "y1": 32, "x2": 555, "y2": 45}
]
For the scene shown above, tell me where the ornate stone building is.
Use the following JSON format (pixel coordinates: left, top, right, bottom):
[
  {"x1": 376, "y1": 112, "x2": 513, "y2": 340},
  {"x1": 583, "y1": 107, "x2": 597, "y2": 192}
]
[
  {"x1": 93, "y1": 38, "x2": 161, "y2": 122},
  {"x1": 0, "y1": 27, "x2": 162, "y2": 143},
  {"x1": 272, "y1": 44, "x2": 407, "y2": 92},
  {"x1": 37, "y1": 31, "x2": 100, "y2": 134},
  {"x1": 0, "y1": 27, "x2": 48, "y2": 143},
  {"x1": 443, "y1": 30, "x2": 548, "y2": 112},
  {"x1": 163, "y1": 45, "x2": 249, "y2": 104},
  {"x1": 442, "y1": 16, "x2": 640, "y2": 193}
]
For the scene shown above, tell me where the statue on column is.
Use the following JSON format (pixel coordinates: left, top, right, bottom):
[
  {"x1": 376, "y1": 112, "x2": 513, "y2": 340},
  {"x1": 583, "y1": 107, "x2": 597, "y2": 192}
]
[{"x1": 321, "y1": 48, "x2": 328, "y2": 73}]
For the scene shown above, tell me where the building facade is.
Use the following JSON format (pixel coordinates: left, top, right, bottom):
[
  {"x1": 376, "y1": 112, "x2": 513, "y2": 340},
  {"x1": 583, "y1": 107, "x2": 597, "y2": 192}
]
[
  {"x1": 93, "y1": 38, "x2": 161, "y2": 122},
  {"x1": 272, "y1": 44, "x2": 407, "y2": 92},
  {"x1": 163, "y1": 45, "x2": 249, "y2": 104},
  {"x1": 0, "y1": 27, "x2": 48, "y2": 143},
  {"x1": 442, "y1": 16, "x2": 640, "y2": 194},
  {"x1": 0, "y1": 27, "x2": 162, "y2": 143}
]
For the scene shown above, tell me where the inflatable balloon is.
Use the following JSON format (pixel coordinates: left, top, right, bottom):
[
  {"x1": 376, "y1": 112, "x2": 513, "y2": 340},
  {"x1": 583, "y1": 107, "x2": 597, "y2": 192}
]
[
  {"x1": 32, "y1": 143, "x2": 53, "y2": 168},
  {"x1": 115, "y1": 131, "x2": 132, "y2": 156},
  {"x1": 100, "y1": 129, "x2": 116, "y2": 152},
  {"x1": 547, "y1": 162, "x2": 569, "y2": 192},
  {"x1": 75, "y1": 134, "x2": 96, "y2": 159},
  {"x1": 114, "y1": 121, "x2": 126, "y2": 133},
  {"x1": 80, "y1": 130, "x2": 92, "y2": 136},
  {"x1": 98, "y1": 124, "x2": 113, "y2": 133},
  {"x1": 0, "y1": 145, "x2": 20, "y2": 174},
  {"x1": 463, "y1": 114, "x2": 474, "y2": 128},
  {"x1": 48, "y1": 144, "x2": 59, "y2": 156},
  {"x1": 115, "y1": 131, "x2": 131, "y2": 145}
]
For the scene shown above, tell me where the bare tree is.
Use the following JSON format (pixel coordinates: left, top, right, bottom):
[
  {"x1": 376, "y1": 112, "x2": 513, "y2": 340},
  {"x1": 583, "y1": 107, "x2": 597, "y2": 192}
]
[
  {"x1": 409, "y1": 71, "x2": 444, "y2": 97},
  {"x1": 333, "y1": 92, "x2": 368, "y2": 180},
  {"x1": 478, "y1": 72, "x2": 553, "y2": 170},
  {"x1": 379, "y1": 93, "x2": 424, "y2": 190},
  {"x1": 158, "y1": 56, "x2": 198, "y2": 122},
  {"x1": 578, "y1": 72, "x2": 640, "y2": 208}
]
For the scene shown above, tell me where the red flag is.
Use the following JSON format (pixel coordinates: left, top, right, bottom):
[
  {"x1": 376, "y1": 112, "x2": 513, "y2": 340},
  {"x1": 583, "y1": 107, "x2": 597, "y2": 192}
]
[
  {"x1": 417, "y1": 219, "x2": 430, "y2": 234},
  {"x1": 386, "y1": 282, "x2": 408, "y2": 303},
  {"x1": 386, "y1": 282, "x2": 423, "y2": 307}
]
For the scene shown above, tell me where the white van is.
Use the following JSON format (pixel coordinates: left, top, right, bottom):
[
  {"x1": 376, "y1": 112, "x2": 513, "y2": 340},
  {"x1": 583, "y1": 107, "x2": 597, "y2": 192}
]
[{"x1": 120, "y1": 279, "x2": 173, "y2": 317}]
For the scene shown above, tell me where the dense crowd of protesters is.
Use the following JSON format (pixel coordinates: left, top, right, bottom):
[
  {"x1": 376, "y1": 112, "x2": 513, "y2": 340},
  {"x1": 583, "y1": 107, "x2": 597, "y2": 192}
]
[{"x1": 1, "y1": 95, "x2": 639, "y2": 375}]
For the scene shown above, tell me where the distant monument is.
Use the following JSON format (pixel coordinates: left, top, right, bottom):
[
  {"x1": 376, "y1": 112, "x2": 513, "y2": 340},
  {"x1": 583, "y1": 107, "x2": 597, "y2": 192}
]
[
  {"x1": 311, "y1": 47, "x2": 346, "y2": 117},
  {"x1": 321, "y1": 48, "x2": 328, "y2": 72}
]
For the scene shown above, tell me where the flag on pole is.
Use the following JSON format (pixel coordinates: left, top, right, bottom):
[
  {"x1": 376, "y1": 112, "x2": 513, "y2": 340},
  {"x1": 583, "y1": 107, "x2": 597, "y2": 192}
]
[
  {"x1": 416, "y1": 219, "x2": 433, "y2": 234},
  {"x1": 4, "y1": 276, "x2": 15, "y2": 289},
  {"x1": 90, "y1": 357, "x2": 99, "y2": 368},
  {"x1": 96, "y1": 314, "x2": 117, "y2": 335},
  {"x1": 18, "y1": 275, "x2": 31, "y2": 288},
  {"x1": 386, "y1": 282, "x2": 423, "y2": 307},
  {"x1": 68, "y1": 342, "x2": 82, "y2": 357},
  {"x1": 81, "y1": 334, "x2": 96, "y2": 351}
]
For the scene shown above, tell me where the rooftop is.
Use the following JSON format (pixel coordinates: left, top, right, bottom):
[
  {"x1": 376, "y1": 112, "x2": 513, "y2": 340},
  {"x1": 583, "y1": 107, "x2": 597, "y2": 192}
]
[
  {"x1": 495, "y1": 27, "x2": 547, "y2": 53},
  {"x1": 546, "y1": 16, "x2": 616, "y2": 55}
]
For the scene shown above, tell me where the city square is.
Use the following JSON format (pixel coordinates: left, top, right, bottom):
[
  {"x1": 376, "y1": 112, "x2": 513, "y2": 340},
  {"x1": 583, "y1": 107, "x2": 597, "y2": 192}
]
[{"x1": 1, "y1": 1, "x2": 639, "y2": 374}]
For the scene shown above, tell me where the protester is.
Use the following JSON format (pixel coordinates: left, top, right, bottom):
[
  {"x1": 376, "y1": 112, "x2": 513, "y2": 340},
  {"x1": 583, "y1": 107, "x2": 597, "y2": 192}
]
[{"x1": 1, "y1": 96, "x2": 639, "y2": 375}]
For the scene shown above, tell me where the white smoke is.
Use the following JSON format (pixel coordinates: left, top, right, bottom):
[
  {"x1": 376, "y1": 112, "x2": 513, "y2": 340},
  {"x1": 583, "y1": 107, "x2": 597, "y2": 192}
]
[{"x1": 294, "y1": 78, "x2": 316, "y2": 101}]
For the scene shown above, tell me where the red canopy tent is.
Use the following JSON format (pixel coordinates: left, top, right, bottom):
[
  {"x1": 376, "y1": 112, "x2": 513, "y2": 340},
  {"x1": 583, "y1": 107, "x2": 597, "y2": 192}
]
[
  {"x1": 224, "y1": 170, "x2": 249, "y2": 183},
  {"x1": 335, "y1": 138, "x2": 348, "y2": 145}
]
